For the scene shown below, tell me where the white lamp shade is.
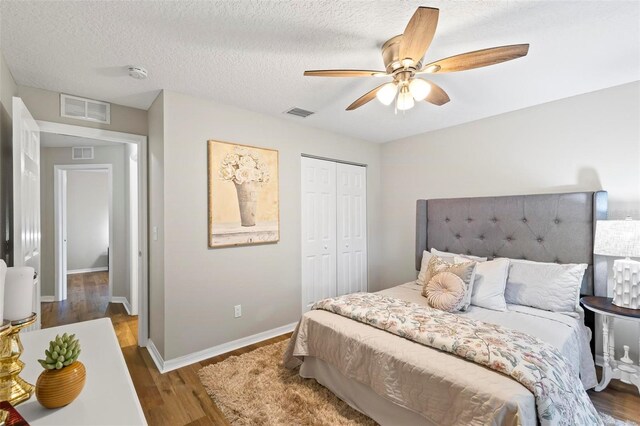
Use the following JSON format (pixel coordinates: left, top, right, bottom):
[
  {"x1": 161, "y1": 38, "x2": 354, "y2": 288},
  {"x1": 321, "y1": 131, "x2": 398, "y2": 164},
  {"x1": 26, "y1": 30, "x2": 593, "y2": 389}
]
[
  {"x1": 396, "y1": 87, "x2": 415, "y2": 111},
  {"x1": 376, "y1": 83, "x2": 397, "y2": 106},
  {"x1": 594, "y1": 220, "x2": 640, "y2": 258},
  {"x1": 409, "y1": 78, "x2": 431, "y2": 101}
]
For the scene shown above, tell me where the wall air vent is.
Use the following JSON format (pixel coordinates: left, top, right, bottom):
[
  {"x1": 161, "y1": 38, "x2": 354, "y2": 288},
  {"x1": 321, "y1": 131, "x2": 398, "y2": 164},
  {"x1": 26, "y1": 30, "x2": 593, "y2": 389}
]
[
  {"x1": 72, "y1": 146, "x2": 94, "y2": 160},
  {"x1": 61, "y1": 94, "x2": 111, "y2": 124},
  {"x1": 284, "y1": 107, "x2": 314, "y2": 118}
]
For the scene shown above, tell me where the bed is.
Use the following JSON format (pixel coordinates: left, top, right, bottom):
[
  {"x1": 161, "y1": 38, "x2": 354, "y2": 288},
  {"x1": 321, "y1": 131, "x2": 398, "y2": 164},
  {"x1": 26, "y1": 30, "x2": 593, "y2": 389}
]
[{"x1": 285, "y1": 191, "x2": 608, "y2": 425}]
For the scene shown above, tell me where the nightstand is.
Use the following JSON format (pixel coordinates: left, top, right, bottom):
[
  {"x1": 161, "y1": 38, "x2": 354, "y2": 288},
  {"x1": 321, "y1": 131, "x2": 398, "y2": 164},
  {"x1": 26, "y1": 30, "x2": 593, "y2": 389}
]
[{"x1": 581, "y1": 296, "x2": 640, "y2": 394}]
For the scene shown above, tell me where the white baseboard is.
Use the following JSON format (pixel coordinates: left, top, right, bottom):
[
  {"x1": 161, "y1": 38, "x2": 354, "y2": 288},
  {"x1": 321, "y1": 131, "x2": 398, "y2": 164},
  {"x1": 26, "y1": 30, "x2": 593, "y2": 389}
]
[
  {"x1": 110, "y1": 296, "x2": 132, "y2": 315},
  {"x1": 146, "y1": 339, "x2": 164, "y2": 373},
  {"x1": 596, "y1": 354, "x2": 604, "y2": 367},
  {"x1": 41, "y1": 296, "x2": 55, "y2": 302},
  {"x1": 67, "y1": 267, "x2": 108, "y2": 275},
  {"x1": 146, "y1": 321, "x2": 297, "y2": 374}
]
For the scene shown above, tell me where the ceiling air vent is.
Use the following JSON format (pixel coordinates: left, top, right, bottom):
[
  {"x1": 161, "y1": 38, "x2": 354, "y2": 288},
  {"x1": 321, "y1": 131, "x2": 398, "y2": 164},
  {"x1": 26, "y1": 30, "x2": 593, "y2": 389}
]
[
  {"x1": 72, "y1": 146, "x2": 94, "y2": 160},
  {"x1": 284, "y1": 107, "x2": 314, "y2": 118},
  {"x1": 61, "y1": 94, "x2": 111, "y2": 124}
]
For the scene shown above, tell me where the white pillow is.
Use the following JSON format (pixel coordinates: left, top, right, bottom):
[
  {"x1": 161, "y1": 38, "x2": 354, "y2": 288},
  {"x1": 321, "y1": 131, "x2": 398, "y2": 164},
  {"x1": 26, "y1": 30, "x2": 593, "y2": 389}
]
[
  {"x1": 431, "y1": 248, "x2": 487, "y2": 263},
  {"x1": 503, "y1": 259, "x2": 588, "y2": 314},
  {"x1": 455, "y1": 257, "x2": 509, "y2": 311},
  {"x1": 416, "y1": 250, "x2": 433, "y2": 286}
]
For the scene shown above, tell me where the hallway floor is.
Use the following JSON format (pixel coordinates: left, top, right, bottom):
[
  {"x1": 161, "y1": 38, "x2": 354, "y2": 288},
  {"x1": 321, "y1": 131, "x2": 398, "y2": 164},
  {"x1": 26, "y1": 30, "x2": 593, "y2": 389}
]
[{"x1": 41, "y1": 271, "x2": 114, "y2": 328}]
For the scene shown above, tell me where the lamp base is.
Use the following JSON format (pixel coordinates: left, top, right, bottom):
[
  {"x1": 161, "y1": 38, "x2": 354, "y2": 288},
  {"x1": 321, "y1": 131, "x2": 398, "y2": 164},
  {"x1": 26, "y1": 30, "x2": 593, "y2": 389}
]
[
  {"x1": 0, "y1": 313, "x2": 37, "y2": 406},
  {"x1": 611, "y1": 258, "x2": 640, "y2": 310}
]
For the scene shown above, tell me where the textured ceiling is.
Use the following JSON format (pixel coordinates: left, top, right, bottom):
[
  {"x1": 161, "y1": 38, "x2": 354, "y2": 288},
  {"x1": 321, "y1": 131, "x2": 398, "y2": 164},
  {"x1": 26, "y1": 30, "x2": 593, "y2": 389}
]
[{"x1": 2, "y1": 1, "x2": 639, "y2": 143}]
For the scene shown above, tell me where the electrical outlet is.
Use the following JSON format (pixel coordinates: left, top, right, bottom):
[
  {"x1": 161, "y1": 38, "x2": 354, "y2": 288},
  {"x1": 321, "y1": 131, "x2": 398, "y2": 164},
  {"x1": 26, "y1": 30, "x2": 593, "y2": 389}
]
[{"x1": 234, "y1": 305, "x2": 242, "y2": 318}]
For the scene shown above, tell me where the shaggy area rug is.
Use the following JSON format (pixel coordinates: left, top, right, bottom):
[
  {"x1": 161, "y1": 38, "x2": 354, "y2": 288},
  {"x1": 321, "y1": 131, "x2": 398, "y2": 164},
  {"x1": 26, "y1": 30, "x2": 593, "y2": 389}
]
[
  {"x1": 198, "y1": 339, "x2": 636, "y2": 426},
  {"x1": 198, "y1": 339, "x2": 375, "y2": 425}
]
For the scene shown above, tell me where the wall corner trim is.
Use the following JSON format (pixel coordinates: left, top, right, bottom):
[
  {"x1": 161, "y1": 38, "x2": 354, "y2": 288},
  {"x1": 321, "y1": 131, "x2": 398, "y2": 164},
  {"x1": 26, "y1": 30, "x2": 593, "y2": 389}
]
[
  {"x1": 146, "y1": 321, "x2": 297, "y2": 374},
  {"x1": 111, "y1": 296, "x2": 132, "y2": 315},
  {"x1": 146, "y1": 339, "x2": 165, "y2": 373}
]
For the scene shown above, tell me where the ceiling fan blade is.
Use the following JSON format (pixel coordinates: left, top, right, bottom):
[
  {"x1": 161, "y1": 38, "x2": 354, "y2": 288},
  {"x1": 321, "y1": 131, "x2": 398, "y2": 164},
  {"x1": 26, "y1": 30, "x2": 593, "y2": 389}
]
[
  {"x1": 304, "y1": 69, "x2": 387, "y2": 77},
  {"x1": 399, "y1": 7, "x2": 439, "y2": 64},
  {"x1": 423, "y1": 80, "x2": 450, "y2": 106},
  {"x1": 418, "y1": 44, "x2": 530, "y2": 74},
  {"x1": 346, "y1": 83, "x2": 387, "y2": 111}
]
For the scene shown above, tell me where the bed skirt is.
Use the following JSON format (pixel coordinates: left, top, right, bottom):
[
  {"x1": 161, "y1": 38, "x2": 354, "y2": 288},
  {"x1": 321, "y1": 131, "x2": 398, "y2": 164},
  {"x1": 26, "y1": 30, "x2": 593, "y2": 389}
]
[{"x1": 300, "y1": 356, "x2": 432, "y2": 426}]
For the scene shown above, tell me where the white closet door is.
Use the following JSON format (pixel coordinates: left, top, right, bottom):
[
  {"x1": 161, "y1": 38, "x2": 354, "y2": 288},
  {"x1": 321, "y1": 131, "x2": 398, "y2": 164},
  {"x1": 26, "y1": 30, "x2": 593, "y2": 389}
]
[
  {"x1": 336, "y1": 163, "x2": 367, "y2": 296},
  {"x1": 301, "y1": 157, "x2": 337, "y2": 312}
]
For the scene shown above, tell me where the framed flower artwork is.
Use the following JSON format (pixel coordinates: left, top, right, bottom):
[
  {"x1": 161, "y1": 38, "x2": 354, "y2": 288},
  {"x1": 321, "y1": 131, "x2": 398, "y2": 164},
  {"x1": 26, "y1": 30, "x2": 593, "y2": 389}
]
[{"x1": 207, "y1": 140, "x2": 279, "y2": 248}]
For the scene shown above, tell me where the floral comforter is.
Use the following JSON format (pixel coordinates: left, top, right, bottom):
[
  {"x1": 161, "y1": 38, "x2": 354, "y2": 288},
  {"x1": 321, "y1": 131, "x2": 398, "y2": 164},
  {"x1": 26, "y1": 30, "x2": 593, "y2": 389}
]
[{"x1": 312, "y1": 293, "x2": 602, "y2": 426}]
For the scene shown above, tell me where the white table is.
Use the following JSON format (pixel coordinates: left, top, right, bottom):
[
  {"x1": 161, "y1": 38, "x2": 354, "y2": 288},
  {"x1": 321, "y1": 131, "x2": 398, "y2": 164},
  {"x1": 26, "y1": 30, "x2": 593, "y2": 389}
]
[
  {"x1": 15, "y1": 318, "x2": 147, "y2": 425},
  {"x1": 582, "y1": 296, "x2": 640, "y2": 394}
]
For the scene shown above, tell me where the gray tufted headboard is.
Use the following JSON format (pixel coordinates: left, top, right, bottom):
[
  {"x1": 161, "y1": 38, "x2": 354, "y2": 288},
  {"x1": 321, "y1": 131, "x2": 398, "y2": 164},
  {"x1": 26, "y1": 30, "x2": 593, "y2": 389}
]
[{"x1": 416, "y1": 191, "x2": 608, "y2": 296}]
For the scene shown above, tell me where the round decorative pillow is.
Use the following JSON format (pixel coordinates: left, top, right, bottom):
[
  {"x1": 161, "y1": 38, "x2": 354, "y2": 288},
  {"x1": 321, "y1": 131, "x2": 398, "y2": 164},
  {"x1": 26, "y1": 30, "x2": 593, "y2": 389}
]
[{"x1": 424, "y1": 272, "x2": 465, "y2": 312}]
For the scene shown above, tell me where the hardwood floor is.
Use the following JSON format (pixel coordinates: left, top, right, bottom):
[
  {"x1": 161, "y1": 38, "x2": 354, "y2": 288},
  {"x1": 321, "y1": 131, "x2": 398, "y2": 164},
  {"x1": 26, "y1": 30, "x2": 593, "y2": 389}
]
[
  {"x1": 42, "y1": 272, "x2": 640, "y2": 425},
  {"x1": 41, "y1": 271, "x2": 113, "y2": 327}
]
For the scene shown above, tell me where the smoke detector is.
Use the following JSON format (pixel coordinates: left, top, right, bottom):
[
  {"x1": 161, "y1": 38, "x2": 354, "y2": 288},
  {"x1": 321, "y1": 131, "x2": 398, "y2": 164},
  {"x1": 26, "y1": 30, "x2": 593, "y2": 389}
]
[{"x1": 128, "y1": 66, "x2": 148, "y2": 80}]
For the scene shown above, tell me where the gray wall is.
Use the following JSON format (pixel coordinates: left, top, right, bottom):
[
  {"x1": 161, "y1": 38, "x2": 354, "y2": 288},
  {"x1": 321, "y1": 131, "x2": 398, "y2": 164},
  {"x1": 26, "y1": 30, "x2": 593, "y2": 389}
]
[
  {"x1": 18, "y1": 85, "x2": 148, "y2": 136},
  {"x1": 0, "y1": 52, "x2": 18, "y2": 264},
  {"x1": 66, "y1": 170, "x2": 109, "y2": 271},
  {"x1": 148, "y1": 92, "x2": 165, "y2": 355},
  {"x1": 380, "y1": 81, "x2": 640, "y2": 361},
  {"x1": 151, "y1": 90, "x2": 382, "y2": 360},
  {"x1": 40, "y1": 145, "x2": 129, "y2": 301}
]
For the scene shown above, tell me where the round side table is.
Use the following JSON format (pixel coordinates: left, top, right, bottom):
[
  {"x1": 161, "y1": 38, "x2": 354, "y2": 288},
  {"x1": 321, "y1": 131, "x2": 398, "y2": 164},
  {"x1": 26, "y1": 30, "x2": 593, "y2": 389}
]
[{"x1": 581, "y1": 296, "x2": 640, "y2": 394}]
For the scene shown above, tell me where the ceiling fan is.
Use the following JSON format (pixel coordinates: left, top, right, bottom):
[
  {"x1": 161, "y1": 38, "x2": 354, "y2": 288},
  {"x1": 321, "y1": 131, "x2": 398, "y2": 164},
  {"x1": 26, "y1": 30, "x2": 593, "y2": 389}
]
[{"x1": 304, "y1": 7, "x2": 529, "y2": 112}]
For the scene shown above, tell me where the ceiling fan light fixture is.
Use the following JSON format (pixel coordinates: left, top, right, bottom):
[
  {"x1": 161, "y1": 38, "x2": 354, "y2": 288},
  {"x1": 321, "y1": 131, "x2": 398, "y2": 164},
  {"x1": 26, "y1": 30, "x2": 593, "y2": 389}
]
[
  {"x1": 302, "y1": 7, "x2": 529, "y2": 112},
  {"x1": 401, "y1": 58, "x2": 414, "y2": 68},
  {"x1": 396, "y1": 85, "x2": 415, "y2": 111},
  {"x1": 423, "y1": 64, "x2": 441, "y2": 73},
  {"x1": 376, "y1": 82, "x2": 398, "y2": 106},
  {"x1": 409, "y1": 78, "x2": 431, "y2": 101}
]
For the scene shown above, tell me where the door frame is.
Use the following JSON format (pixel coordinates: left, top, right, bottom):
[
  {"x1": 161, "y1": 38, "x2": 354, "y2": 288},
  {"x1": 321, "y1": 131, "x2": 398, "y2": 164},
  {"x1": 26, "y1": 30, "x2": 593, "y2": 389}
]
[
  {"x1": 54, "y1": 164, "x2": 113, "y2": 301},
  {"x1": 38, "y1": 121, "x2": 150, "y2": 347}
]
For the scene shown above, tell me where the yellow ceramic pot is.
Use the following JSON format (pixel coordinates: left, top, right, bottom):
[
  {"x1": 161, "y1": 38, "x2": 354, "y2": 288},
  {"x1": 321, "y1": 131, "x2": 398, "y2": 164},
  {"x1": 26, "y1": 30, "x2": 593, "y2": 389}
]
[{"x1": 36, "y1": 361, "x2": 86, "y2": 409}]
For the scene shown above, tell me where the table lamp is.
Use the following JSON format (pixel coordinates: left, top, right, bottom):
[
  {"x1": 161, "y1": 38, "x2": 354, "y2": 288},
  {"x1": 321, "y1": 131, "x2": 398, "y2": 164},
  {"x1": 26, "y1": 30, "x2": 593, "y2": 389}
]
[{"x1": 594, "y1": 218, "x2": 640, "y2": 309}]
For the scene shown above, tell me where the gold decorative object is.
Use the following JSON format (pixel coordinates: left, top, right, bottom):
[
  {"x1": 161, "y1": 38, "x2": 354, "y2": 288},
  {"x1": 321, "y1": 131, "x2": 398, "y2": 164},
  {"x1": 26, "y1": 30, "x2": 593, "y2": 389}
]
[
  {"x1": 0, "y1": 313, "x2": 37, "y2": 406},
  {"x1": 0, "y1": 320, "x2": 10, "y2": 424}
]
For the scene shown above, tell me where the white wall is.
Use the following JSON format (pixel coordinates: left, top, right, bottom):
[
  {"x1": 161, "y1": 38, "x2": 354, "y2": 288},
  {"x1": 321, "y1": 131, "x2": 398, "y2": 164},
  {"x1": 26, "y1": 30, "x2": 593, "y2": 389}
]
[
  {"x1": 381, "y1": 81, "x2": 640, "y2": 360},
  {"x1": 66, "y1": 170, "x2": 109, "y2": 271},
  {"x1": 150, "y1": 90, "x2": 382, "y2": 360},
  {"x1": 148, "y1": 92, "x2": 165, "y2": 355},
  {"x1": 40, "y1": 145, "x2": 129, "y2": 301}
]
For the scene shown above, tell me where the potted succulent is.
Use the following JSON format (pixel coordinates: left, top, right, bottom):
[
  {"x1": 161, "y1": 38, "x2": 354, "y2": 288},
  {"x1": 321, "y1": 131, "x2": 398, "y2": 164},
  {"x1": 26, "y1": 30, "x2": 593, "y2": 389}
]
[{"x1": 35, "y1": 333, "x2": 86, "y2": 409}]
